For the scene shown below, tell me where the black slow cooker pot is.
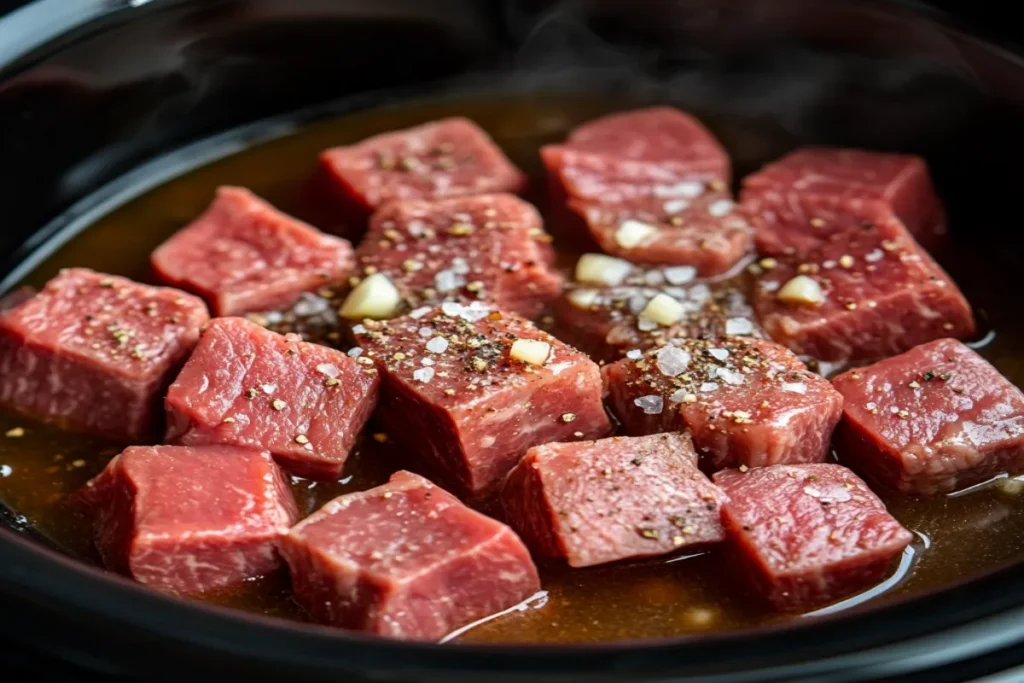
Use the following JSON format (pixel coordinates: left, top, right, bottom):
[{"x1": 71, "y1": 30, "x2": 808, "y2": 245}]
[{"x1": 2, "y1": 1, "x2": 1024, "y2": 681}]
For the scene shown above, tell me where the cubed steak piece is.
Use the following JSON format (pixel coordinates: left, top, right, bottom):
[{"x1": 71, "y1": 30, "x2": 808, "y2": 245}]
[
  {"x1": 551, "y1": 255, "x2": 759, "y2": 362},
  {"x1": 714, "y1": 463, "x2": 912, "y2": 611},
  {"x1": 0, "y1": 269, "x2": 208, "y2": 441},
  {"x1": 165, "y1": 317, "x2": 378, "y2": 479},
  {"x1": 319, "y1": 117, "x2": 525, "y2": 224},
  {"x1": 151, "y1": 186, "x2": 354, "y2": 317},
  {"x1": 604, "y1": 337, "x2": 843, "y2": 472},
  {"x1": 281, "y1": 470, "x2": 540, "y2": 641},
  {"x1": 831, "y1": 338, "x2": 1024, "y2": 495},
  {"x1": 542, "y1": 130, "x2": 749, "y2": 275},
  {"x1": 559, "y1": 107, "x2": 730, "y2": 175},
  {"x1": 353, "y1": 302, "x2": 611, "y2": 497},
  {"x1": 78, "y1": 444, "x2": 298, "y2": 595},
  {"x1": 345, "y1": 194, "x2": 561, "y2": 320},
  {"x1": 741, "y1": 147, "x2": 944, "y2": 253},
  {"x1": 501, "y1": 433, "x2": 726, "y2": 567},
  {"x1": 751, "y1": 212, "x2": 975, "y2": 361}
]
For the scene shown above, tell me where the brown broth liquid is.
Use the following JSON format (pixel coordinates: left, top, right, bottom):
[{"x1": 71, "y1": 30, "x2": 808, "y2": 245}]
[{"x1": 2, "y1": 93, "x2": 1023, "y2": 643}]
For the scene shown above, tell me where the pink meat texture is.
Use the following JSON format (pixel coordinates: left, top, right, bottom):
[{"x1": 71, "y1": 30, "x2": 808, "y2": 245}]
[
  {"x1": 151, "y1": 186, "x2": 354, "y2": 316},
  {"x1": 165, "y1": 317, "x2": 379, "y2": 479},
  {"x1": 280, "y1": 470, "x2": 540, "y2": 641},
  {"x1": 831, "y1": 338, "x2": 1024, "y2": 495},
  {"x1": 0, "y1": 268, "x2": 208, "y2": 441},
  {"x1": 501, "y1": 433, "x2": 726, "y2": 567}
]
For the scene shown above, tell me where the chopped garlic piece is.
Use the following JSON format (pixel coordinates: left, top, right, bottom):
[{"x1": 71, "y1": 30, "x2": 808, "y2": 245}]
[
  {"x1": 567, "y1": 288, "x2": 600, "y2": 309},
  {"x1": 339, "y1": 273, "x2": 401, "y2": 319},
  {"x1": 639, "y1": 293, "x2": 684, "y2": 326},
  {"x1": 575, "y1": 253, "x2": 633, "y2": 286},
  {"x1": 777, "y1": 275, "x2": 825, "y2": 306},
  {"x1": 615, "y1": 220, "x2": 657, "y2": 248},
  {"x1": 510, "y1": 339, "x2": 552, "y2": 366}
]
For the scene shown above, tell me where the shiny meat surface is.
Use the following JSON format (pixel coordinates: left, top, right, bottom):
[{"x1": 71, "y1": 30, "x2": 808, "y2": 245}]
[
  {"x1": 832, "y1": 338, "x2": 1024, "y2": 495},
  {"x1": 151, "y1": 186, "x2": 354, "y2": 317},
  {"x1": 165, "y1": 317, "x2": 379, "y2": 479},
  {"x1": 319, "y1": 117, "x2": 525, "y2": 216},
  {"x1": 0, "y1": 268, "x2": 208, "y2": 441},
  {"x1": 354, "y1": 302, "x2": 611, "y2": 497},
  {"x1": 714, "y1": 464, "x2": 912, "y2": 611},
  {"x1": 356, "y1": 193, "x2": 562, "y2": 318},
  {"x1": 281, "y1": 470, "x2": 540, "y2": 640},
  {"x1": 752, "y1": 211, "x2": 975, "y2": 360},
  {"x1": 501, "y1": 433, "x2": 725, "y2": 567},
  {"x1": 740, "y1": 146, "x2": 944, "y2": 250},
  {"x1": 550, "y1": 265, "x2": 759, "y2": 363},
  {"x1": 604, "y1": 337, "x2": 843, "y2": 472},
  {"x1": 78, "y1": 444, "x2": 298, "y2": 595}
]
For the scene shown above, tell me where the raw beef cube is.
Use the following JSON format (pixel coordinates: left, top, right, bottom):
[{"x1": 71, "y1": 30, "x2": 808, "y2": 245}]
[
  {"x1": 78, "y1": 444, "x2": 298, "y2": 595},
  {"x1": 350, "y1": 193, "x2": 561, "y2": 319},
  {"x1": 280, "y1": 470, "x2": 540, "y2": 640},
  {"x1": 831, "y1": 338, "x2": 1024, "y2": 495},
  {"x1": 319, "y1": 117, "x2": 525, "y2": 222},
  {"x1": 165, "y1": 317, "x2": 378, "y2": 479},
  {"x1": 741, "y1": 147, "x2": 944, "y2": 253},
  {"x1": 561, "y1": 107, "x2": 730, "y2": 176},
  {"x1": 568, "y1": 194, "x2": 752, "y2": 275},
  {"x1": 151, "y1": 186, "x2": 354, "y2": 317},
  {"x1": 714, "y1": 463, "x2": 912, "y2": 611},
  {"x1": 550, "y1": 260, "x2": 760, "y2": 363},
  {"x1": 501, "y1": 433, "x2": 726, "y2": 567},
  {"x1": 0, "y1": 269, "x2": 208, "y2": 441},
  {"x1": 353, "y1": 302, "x2": 611, "y2": 497},
  {"x1": 751, "y1": 212, "x2": 975, "y2": 361},
  {"x1": 604, "y1": 337, "x2": 843, "y2": 472}
]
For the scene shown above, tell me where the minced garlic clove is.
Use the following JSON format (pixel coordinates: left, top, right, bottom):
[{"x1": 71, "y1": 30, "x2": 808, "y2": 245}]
[
  {"x1": 575, "y1": 253, "x2": 633, "y2": 286},
  {"x1": 777, "y1": 275, "x2": 825, "y2": 306},
  {"x1": 339, "y1": 273, "x2": 401, "y2": 320},
  {"x1": 614, "y1": 220, "x2": 657, "y2": 249},
  {"x1": 510, "y1": 339, "x2": 552, "y2": 366},
  {"x1": 567, "y1": 288, "x2": 600, "y2": 309},
  {"x1": 639, "y1": 293, "x2": 684, "y2": 326}
]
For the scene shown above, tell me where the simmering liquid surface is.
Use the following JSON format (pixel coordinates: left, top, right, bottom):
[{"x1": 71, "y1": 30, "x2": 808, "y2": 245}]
[{"x1": 1, "y1": 94, "x2": 1023, "y2": 643}]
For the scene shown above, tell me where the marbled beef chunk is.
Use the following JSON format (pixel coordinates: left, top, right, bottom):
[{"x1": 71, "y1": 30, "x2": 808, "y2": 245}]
[
  {"x1": 78, "y1": 444, "x2": 298, "y2": 595},
  {"x1": 832, "y1": 338, "x2": 1024, "y2": 495},
  {"x1": 714, "y1": 464, "x2": 912, "y2": 612},
  {"x1": 281, "y1": 470, "x2": 540, "y2": 641},
  {"x1": 353, "y1": 301, "x2": 611, "y2": 497},
  {"x1": 151, "y1": 186, "x2": 354, "y2": 316},
  {"x1": 542, "y1": 108, "x2": 751, "y2": 275},
  {"x1": 352, "y1": 193, "x2": 561, "y2": 319},
  {"x1": 550, "y1": 258, "x2": 759, "y2": 363},
  {"x1": 751, "y1": 210, "x2": 975, "y2": 361},
  {"x1": 165, "y1": 317, "x2": 378, "y2": 479},
  {"x1": 741, "y1": 147, "x2": 944, "y2": 253},
  {"x1": 319, "y1": 117, "x2": 525, "y2": 227},
  {"x1": 0, "y1": 269, "x2": 208, "y2": 441},
  {"x1": 603, "y1": 337, "x2": 843, "y2": 472},
  {"x1": 501, "y1": 433, "x2": 725, "y2": 567}
]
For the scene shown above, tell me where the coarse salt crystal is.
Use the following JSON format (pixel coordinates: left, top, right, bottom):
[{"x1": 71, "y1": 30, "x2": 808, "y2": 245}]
[
  {"x1": 708, "y1": 348, "x2": 729, "y2": 361},
  {"x1": 634, "y1": 395, "x2": 664, "y2": 414},
  {"x1": 421, "y1": 358, "x2": 435, "y2": 366},
  {"x1": 707, "y1": 199, "x2": 735, "y2": 217},
  {"x1": 434, "y1": 269, "x2": 465, "y2": 293},
  {"x1": 418, "y1": 326, "x2": 434, "y2": 337},
  {"x1": 626, "y1": 349, "x2": 643, "y2": 360},
  {"x1": 668, "y1": 388, "x2": 689, "y2": 403},
  {"x1": 644, "y1": 270, "x2": 665, "y2": 286},
  {"x1": 316, "y1": 363, "x2": 340, "y2": 378},
  {"x1": 409, "y1": 306, "x2": 432, "y2": 319},
  {"x1": 864, "y1": 249, "x2": 884, "y2": 263},
  {"x1": 426, "y1": 336, "x2": 449, "y2": 354},
  {"x1": 653, "y1": 181, "x2": 704, "y2": 198},
  {"x1": 663, "y1": 198, "x2": 691, "y2": 214},
  {"x1": 663, "y1": 265, "x2": 697, "y2": 285},
  {"x1": 782, "y1": 382, "x2": 807, "y2": 394},
  {"x1": 656, "y1": 346, "x2": 691, "y2": 376},
  {"x1": 699, "y1": 382, "x2": 718, "y2": 393},
  {"x1": 714, "y1": 367, "x2": 745, "y2": 385},
  {"x1": 452, "y1": 257, "x2": 471, "y2": 275},
  {"x1": 352, "y1": 324, "x2": 367, "y2": 334},
  {"x1": 294, "y1": 292, "x2": 331, "y2": 317},
  {"x1": 261, "y1": 383, "x2": 277, "y2": 395},
  {"x1": 637, "y1": 317, "x2": 659, "y2": 332},
  {"x1": 725, "y1": 318, "x2": 754, "y2": 336},
  {"x1": 413, "y1": 367, "x2": 435, "y2": 383},
  {"x1": 347, "y1": 347, "x2": 363, "y2": 358}
]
